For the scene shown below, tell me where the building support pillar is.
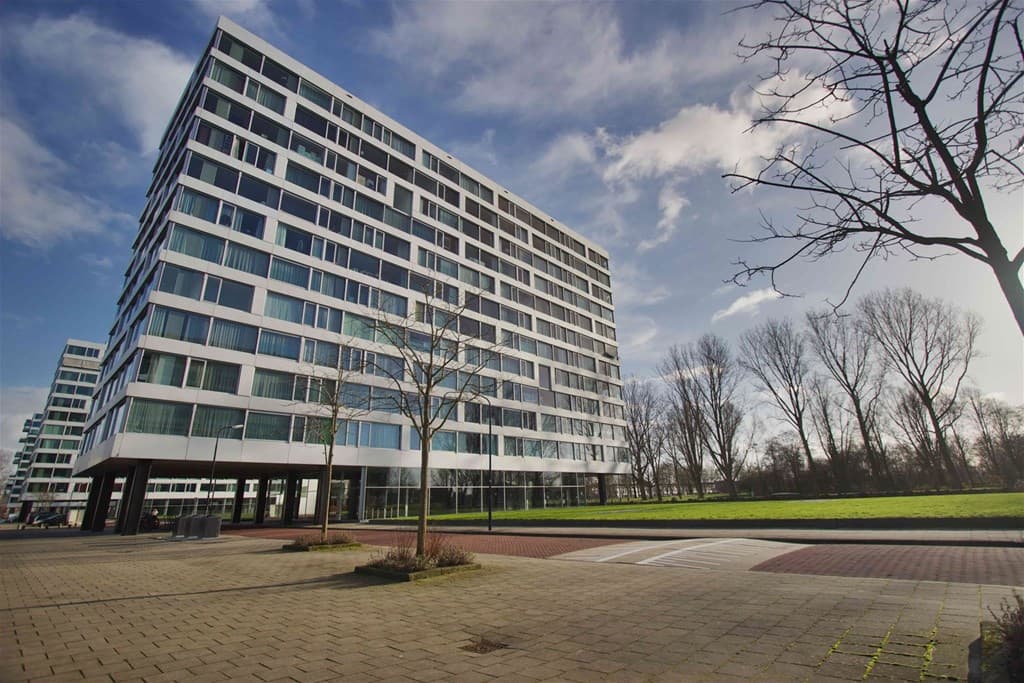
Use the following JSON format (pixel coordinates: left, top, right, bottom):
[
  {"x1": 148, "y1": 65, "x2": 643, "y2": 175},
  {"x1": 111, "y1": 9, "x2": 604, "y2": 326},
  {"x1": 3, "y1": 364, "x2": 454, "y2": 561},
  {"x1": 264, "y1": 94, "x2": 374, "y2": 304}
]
[
  {"x1": 120, "y1": 461, "x2": 151, "y2": 536},
  {"x1": 231, "y1": 478, "x2": 246, "y2": 524},
  {"x1": 254, "y1": 477, "x2": 269, "y2": 525},
  {"x1": 356, "y1": 467, "x2": 368, "y2": 522},
  {"x1": 115, "y1": 468, "x2": 135, "y2": 534},
  {"x1": 80, "y1": 475, "x2": 104, "y2": 531},
  {"x1": 88, "y1": 472, "x2": 117, "y2": 532},
  {"x1": 282, "y1": 472, "x2": 298, "y2": 526},
  {"x1": 597, "y1": 474, "x2": 608, "y2": 506}
]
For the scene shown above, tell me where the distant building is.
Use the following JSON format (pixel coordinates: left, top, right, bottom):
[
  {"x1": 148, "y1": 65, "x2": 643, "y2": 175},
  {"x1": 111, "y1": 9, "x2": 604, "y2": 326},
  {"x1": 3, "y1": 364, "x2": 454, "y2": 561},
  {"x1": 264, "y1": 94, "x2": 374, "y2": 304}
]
[
  {"x1": 3, "y1": 412, "x2": 43, "y2": 519},
  {"x1": 78, "y1": 17, "x2": 628, "y2": 533},
  {"x1": 10, "y1": 342, "x2": 103, "y2": 524}
]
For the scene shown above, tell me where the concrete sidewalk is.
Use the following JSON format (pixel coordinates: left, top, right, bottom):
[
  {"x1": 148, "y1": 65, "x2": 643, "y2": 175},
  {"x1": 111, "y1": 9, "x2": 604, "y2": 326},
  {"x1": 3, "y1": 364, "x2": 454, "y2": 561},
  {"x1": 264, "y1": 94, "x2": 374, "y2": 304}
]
[
  {"x1": 348, "y1": 522, "x2": 1024, "y2": 547},
  {"x1": 2, "y1": 533, "x2": 1017, "y2": 682}
]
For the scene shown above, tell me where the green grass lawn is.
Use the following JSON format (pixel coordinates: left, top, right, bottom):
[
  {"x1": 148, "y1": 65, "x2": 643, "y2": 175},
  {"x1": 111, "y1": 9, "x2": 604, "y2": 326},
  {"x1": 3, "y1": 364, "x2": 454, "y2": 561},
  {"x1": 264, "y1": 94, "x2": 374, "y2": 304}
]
[{"x1": 424, "y1": 492, "x2": 1024, "y2": 522}]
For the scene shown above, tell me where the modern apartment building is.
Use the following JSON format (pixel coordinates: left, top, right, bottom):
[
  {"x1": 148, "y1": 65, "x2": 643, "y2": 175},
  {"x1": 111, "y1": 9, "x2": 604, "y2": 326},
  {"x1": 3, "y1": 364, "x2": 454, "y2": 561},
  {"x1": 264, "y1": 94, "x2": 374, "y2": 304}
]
[
  {"x1": 8, "y1": 342, "x2": 104, "y2": 524},
  {"x1": 4, "y1": 412, "x2": 43, "y2": 519},
  {"x1": 77, "y1": 17, "x2": 627, "y2": 533}
]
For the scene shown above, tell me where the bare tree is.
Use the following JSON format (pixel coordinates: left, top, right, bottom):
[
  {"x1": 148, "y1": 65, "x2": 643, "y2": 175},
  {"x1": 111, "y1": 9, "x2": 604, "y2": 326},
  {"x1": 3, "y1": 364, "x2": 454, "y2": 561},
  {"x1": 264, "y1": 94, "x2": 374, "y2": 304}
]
[
  {"x1": 728, "y1": 0, "x2": 1024, "y2": 333},
  {"x1": 662, "y1": 336, "x2": 749, "y2": 497},
  {"x1": 965, "y1": 388, "x2": 1024, "y2": 485},
  {"x1": 860, "y1": 288, "x2": 979, "y2": 488},
  {"x1": 739, "y1": 319, "x2": 819, "y2": 493},
  {"x1": 665, "y1": 401, "x2": 707, "y2": 500},
  {"x1": 806, "y1": 311, "x2": 891, "y2": 487},
  {"x1": 808, "y1": 375, "x2": 857, "y2": 491},
  {"x1": 623, "y1": 379, "x2": 664, "y2": 499},
  {"x1": 302, "y1": 347, "x2": 370, "y2": 544},
  {"x1": 373, "y1": 289, "x2": 494, "y2": 558}
]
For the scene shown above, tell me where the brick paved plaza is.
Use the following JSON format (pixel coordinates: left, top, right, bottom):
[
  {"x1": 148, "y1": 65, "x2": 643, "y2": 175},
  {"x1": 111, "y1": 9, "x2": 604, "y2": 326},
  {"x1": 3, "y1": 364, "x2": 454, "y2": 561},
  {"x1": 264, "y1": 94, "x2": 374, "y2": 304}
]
[{"x1": 1, "y1": 532, "x2": 1019, "y2": 682}]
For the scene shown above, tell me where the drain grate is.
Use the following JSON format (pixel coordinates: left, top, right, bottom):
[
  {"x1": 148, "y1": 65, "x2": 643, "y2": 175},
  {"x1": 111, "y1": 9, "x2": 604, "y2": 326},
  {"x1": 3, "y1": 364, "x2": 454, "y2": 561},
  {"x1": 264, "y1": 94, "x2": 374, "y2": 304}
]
[{"x1": 461, "y1": 637, "x2": 508, "y2": 654}]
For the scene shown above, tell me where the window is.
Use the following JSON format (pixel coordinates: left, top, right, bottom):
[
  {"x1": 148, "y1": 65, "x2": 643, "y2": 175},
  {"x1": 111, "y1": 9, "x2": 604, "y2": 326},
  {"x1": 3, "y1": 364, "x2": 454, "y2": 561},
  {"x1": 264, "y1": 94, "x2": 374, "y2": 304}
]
[
  {"x1": 245, "y1": 412, "x2": 291, "y2": 440},
  {"x1": 269, "y1": 257, "x2": 309, "y2": 288},
  {"x1": 125, "y1": 399, "x2": 192, "y2": 435},
  {"x1": 158, "y1": 264, "x2": 203, "y2": 300},
  {"x1": 149, "y1": 307, "x2": 210, "y2": 343},
  {"x1": 257, "y1": 330, "x2": 301, "y2": 360},
  {"x1": 210, "y1": 59, "x2": 245, "y2": 93},
  {"x1": 264, "y1": 292, "x2": 304, "y2": 323},
  {"x1": 169, "y1": 225, "x2": 224, "y2": 263},
  {"x1": 177, "y1": 187, "x2": 220, "y2": 223},
  {"x1": 343, "y1": 313, "x2": 375, "y2": 341},
  {"x1": 261, "y1": 58, "x2": 298, "y2": 92},
  {"x1": 276, "y1": 223, "x2": 313, "y2": 255},
  {"x1": 251, "y1": 369, "x2": 294, "y2": 400},
  {"x1": 224, "y1": 243, "x2": 269, "y2": 276},
  {"x1": 186, "y1": 360, "x2": 240, "y2": 393},
  {"x1": 214, "y1": 279, "x2": 254, "y2": 312},
  {"x1": 298, "y1": 83, "x2": 331, "y2": 111},
  {"x1": 249, "y1": 113, "x2": 289, "y2": 147},
  {"x1": 245, "y1": 81, "x2": 286, "y2": 115},
  {"x1": 187, "y1": 154, "x2": 238, "y2": 192},
  {"x1": 137, "y1": 352, "x2": 186, "y2": 387},
  {"x1": 237, "y1": 174, "x2": 280, "y2": 207},
  {"x1": 190, "y1": 406, "x2": 245, "y2": 438},
  {"x1": 208, "y1": 319, "x2": 258, "y2": 353}
]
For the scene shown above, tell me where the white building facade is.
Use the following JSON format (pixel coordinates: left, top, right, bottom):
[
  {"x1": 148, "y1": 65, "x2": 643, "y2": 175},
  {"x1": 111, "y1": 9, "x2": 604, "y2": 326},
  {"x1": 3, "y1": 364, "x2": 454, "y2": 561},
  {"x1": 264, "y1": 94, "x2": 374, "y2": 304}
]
[{"x1": 78, "y1": 18, "x2": 628, "y2": 532}]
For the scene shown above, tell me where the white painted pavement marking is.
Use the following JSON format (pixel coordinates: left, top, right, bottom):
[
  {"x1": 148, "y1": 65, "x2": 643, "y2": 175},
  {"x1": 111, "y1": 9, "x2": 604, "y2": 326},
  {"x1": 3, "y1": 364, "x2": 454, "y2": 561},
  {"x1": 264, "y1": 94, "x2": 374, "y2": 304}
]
[
  {"x1": 594, "y1": 543, "x2": 673, "y2": 562},
  {"x1": 637, "y1": 538, "x2": 745, "y2": 566}
]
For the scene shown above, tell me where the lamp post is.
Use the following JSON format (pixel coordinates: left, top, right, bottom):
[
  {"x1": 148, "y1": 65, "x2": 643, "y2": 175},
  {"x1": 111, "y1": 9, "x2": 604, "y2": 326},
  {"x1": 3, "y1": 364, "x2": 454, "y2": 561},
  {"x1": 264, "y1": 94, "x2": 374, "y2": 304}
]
[
  {"x1": 477, "y1": 395, "x2": 494, "y2": 532},
  {"x1": 205, "y1": 424, "x2": 244, "y2": 517}
]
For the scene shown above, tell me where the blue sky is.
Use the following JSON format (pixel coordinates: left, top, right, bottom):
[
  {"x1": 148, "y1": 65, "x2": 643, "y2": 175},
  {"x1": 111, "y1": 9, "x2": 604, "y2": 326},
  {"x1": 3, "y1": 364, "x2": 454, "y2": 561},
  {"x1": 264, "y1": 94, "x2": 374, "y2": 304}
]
[{"x1": 1, "y1": 0, "x2": 1021, "y2": 453}]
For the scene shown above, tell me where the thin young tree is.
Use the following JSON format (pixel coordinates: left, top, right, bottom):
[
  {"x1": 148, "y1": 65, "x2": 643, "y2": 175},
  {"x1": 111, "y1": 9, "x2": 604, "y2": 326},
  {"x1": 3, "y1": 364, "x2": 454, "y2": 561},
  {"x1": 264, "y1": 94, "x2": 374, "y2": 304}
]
[
  {"x1": 302, "y1": 345, "x2": 370, "y2": 544},
  {"x1": 739, "y1": 319, "x2": 819, "y2": 494},
  {"x1": 860, "y1": 288, "x2": 980, "y2": 488},
  {"x1": 728, "y1": 0, "x2": 1024, "y2": 333},
  {"x1": 806, "y1": 311, "x2": 891, "y2": 487},
  {"x1": 372, "y1": 286, "x2": 495, "y2": 558},
  {"x1": 808, "y1": 375, "x2": 857, "y2": 492}
]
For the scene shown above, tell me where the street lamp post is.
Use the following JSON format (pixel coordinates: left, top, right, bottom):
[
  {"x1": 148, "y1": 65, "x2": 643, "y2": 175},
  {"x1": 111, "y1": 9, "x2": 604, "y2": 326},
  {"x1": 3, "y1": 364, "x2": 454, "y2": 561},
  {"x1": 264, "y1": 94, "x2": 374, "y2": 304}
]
[
  {"x1": 476, "y1": 395, "x2": 494, "y2": 532},
  {"x1": 205, "y1": 424, "x2": 244, "y2": 517}
]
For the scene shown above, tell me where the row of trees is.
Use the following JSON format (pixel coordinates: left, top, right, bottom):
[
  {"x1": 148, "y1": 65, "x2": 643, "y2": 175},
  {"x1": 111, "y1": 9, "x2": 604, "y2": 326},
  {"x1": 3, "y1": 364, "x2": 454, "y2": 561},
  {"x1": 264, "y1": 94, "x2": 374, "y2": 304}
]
[{"x1": 625, "y1": 288, "x2": 1023, "y2": 499}]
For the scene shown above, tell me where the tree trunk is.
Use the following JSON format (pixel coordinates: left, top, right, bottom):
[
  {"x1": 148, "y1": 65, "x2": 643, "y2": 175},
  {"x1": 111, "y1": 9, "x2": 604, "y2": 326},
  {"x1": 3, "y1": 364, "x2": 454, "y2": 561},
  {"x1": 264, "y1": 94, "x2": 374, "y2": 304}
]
[
  {"x1": 417, "y1": 438, "x2": 429, "y2": 557},
  {"x1": 798, "y1": 433, "x2": 818, "y2": 496},
  {"x1": 986, "y1": 233, "x2": 1024, "y2": 337},
  {"x1": 320, "y1": 445, "x2": 333, "y2": 545}
]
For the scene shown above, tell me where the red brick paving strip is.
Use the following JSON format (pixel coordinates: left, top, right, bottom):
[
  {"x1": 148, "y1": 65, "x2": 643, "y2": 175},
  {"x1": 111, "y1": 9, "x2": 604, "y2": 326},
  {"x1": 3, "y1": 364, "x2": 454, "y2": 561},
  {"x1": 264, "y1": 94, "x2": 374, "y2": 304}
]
[
  {"x1": 227, "y1": 526, "x2": 621, "y2": 558},
  {"x1": 752, "y1": 544, "x2": 1024, "y2": 586}
]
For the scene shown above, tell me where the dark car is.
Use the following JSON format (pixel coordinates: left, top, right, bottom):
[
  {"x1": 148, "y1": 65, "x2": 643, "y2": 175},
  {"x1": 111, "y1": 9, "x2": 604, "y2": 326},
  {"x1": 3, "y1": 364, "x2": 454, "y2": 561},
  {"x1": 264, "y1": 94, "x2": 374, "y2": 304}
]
[{"x1": 29, "y1": 512, "x2": 67, "y2": 528}]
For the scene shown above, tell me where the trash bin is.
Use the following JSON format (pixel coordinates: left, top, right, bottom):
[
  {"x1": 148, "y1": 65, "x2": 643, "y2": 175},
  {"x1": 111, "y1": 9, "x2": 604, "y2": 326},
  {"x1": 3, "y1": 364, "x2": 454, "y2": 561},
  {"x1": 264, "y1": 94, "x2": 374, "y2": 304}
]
[
  {"x1": 198, "y1": 515, "x2": 221, "y2": 539},
  {"x1": 182, "y1": 515, "x2": 200, "y2": 537},
  {"x1": 172, "y1": 515, "x2": 189, "y2": 537}
]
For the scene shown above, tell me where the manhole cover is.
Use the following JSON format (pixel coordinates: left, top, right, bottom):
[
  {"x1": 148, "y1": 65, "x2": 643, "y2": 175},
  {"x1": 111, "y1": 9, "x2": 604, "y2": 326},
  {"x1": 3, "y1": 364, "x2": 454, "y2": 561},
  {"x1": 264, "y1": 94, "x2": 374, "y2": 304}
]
[{"x1": 460, "y1": 637, "x2": 508, "y2": 654}]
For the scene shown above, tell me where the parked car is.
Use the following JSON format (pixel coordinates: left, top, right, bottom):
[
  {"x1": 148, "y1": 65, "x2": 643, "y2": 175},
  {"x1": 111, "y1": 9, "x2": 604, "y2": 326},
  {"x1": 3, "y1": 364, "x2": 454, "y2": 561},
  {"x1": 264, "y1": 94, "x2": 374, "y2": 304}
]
[{"x1": 28, "y1": 512, "x2": 67, "y2": 528}]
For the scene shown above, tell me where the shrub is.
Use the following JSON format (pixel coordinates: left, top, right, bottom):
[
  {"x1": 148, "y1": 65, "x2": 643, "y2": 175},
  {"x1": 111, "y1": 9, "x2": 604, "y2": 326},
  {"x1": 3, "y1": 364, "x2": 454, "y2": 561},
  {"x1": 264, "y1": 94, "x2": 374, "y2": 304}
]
[
  {"x1": 290, "y1": 531, "x2": 356, "y2": 549},
  {"x1": 990, "y1": 590, "x2": 1024, "y2": 681},
  {"x1": 368, "y1": 534, "x2": 475, "y2": 572}
]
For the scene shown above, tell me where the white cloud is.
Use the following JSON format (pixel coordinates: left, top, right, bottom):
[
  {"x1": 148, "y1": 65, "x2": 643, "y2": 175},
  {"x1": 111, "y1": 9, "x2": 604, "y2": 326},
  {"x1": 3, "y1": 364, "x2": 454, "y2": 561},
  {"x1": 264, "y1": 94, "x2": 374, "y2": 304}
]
[
  {"x1": 370, "y1": 2, "x2": 750, "y2": 118},
  {"x1": 190, "y1": 0, "x2": 282, "y2": 36},
  {"x1": 711, "y1": 288, "x2": 782, "y2": 322},
  {"x1": 8, "y1": 14, "x2": 193, "y2": 152},
  {"x1": 0, "y1": 386, "x2": 49, "y2": 453},
  {"x1": 638, "y1": 183, "x2": 690, "y2": 253},
  {"x1": 0, "y1": 118, "x2": 135, "y2": 249},
  {"x1": 602, "y1": 73, "x2": 856, "y2": 184},
  {"x1": 531, "y1": 132, "x2": 598, "y2": 180},
  {"x1": 79, "y1": 254, "x2": 115, "y2": 270},
  {"x1": 611, "y1": 261, "x2": 672, "y2": 308}
]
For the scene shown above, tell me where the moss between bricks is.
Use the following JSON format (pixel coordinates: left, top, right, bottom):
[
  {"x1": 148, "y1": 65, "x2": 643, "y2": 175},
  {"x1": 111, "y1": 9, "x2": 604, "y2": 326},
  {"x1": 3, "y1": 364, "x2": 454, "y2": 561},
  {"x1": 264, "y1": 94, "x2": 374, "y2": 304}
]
[
  {"x1": 281, "y1": 542, "x2": 362, "y2": 552},
  {"x1": 354, "y1": 563, "x2": 482, "y2": 581},
  {"x1": 979, "y1": 621, "x2": 1014, "y2": 683}
]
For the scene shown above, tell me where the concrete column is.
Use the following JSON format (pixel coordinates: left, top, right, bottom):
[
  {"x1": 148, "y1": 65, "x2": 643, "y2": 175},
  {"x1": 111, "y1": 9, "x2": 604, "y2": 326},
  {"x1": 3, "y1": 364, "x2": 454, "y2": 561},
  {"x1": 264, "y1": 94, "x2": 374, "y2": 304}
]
[
  {"x1": 282, "y1": 473, "x2": 298, "y2": 525},
  {"x1": 120, "y1": 461, "x2": 152, "y2": 536},
  {"x1": 231, "y1": 478, "x2": 246, "y2": 524},
  {"x1": 598, "y1": 474, "x2": 608, "y2": 506},
  {"x1": 356, "y1": 467, "x2": 368, "y2": 521},
  {"x1": 313, "y1": 467, "x2": 330, "y2": 525},
  {"x1": 80, "y1": 475, "x2": 104, "y2": 531},
  {"x1": 115, "y1": 468, "x2": 135, "y2": 534},
  {"x1": 254, "y1": 477, "x2": 269, "y2": 525},
  {"x1": 89, "y1": 473, "x2": 117, "y2": 532}
]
